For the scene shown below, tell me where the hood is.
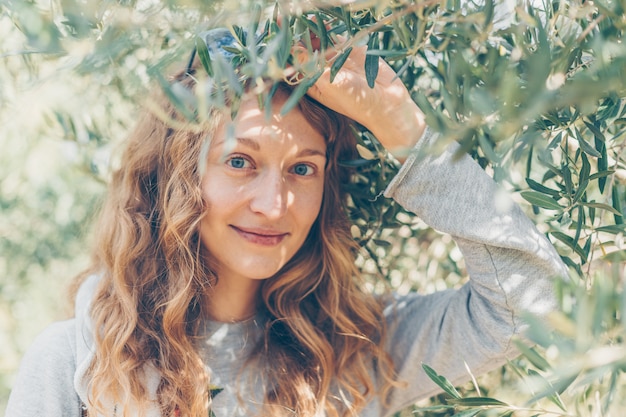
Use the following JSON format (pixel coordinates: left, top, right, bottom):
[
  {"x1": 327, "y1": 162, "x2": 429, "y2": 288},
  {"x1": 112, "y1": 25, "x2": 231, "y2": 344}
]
[{"x1": 73, "y1": 274, "x2": 162, "y2": 416}]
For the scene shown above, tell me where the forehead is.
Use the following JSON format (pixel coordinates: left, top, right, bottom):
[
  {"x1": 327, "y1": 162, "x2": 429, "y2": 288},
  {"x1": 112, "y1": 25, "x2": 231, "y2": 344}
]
[{"x1": 221, "y1": 93, "x2": 327, "y2": 150}]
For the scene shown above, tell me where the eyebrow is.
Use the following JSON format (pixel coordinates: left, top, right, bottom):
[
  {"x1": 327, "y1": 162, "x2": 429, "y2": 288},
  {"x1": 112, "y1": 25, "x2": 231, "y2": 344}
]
[
  {"x1": 296, "y1": 148, "x2": 327, "y2": 158},
  {"x1": 217, "y1": 137, "x2": 326, "y2": 158},
  {"x1": 232, "y1": 137, "x2": 259, "y2": 151}
]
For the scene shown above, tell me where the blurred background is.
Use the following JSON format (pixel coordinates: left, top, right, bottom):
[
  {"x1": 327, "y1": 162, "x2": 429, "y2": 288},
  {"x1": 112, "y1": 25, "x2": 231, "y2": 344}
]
[{"x1": 1, "y1": 0, "x2": 625, "y2": 415}]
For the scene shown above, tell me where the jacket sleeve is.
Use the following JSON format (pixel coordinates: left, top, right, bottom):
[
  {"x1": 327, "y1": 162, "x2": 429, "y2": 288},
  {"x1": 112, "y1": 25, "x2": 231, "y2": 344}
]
[
  {"x1": 5, "y1": 319, "x2": 82, "y2": 417},
  {"x1": 379, "y1": 128, "x2": 568, "y2": 414}
]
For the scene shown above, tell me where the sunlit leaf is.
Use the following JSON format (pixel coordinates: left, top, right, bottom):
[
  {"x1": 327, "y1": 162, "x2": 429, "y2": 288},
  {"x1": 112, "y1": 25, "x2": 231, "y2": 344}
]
[
  {"x1": 595, "y1": 224, "x2": 626, "y2": 233},
  {"x1": 280, "y1": 71, "x2": 323, "y2": 116},
  {"x1": 589, "y1": 170, "x2": 615, "y2": 181},
  {"x1": 330, "y1": 47, "x2": 353, "y2": 83},
  {"x1": 602, "y1": 250, "x2": 626, "y2": 262},
  {"x1": 584, "y1": 120, "x2": 606, "y2": 143},
  {"x1": 595, "y1": 135, "x2": 608, "y2": 193},
  {"x1": 526, "y1": 369, "x2": 568, "y2": 412},
  {"x1": 422, "y1": 364, "x2": 462, "y2": 399},
  {"x1": 612, "y1": 185, "x2": 624, "y2": 224},
  {"x1": 152, "y1": 72, "x2": 196, "y2": 122},
  {"x1": 561, "y1": 165, "x2": 573, "y2": 199},
  {"x1": 450, "y1": 409, "x2": 481, "y2": 417},
  {"x1": 526, "y1": 178, "x2": 561, "y2": 198},
  {"x1": 572, "y1": 153, "x2": 590, "y2": 204},
  {"x1": 581, "y1": 202, "x2": 623, "y2": 217},
  {"x1": 574, "y1": 205, "x2": 584, "y2": 245},
  {"x1": 446, "y1": 397, "x2": 508, "y2": 406},
  {"x1": 521, "y1": 191, "x2": 563, "y2": 211},
  {"x1": 513, "y1": 341, "x2": 551, "y2": 372},
  {"x1": 195, "y1": 35, "x2": 213, "y2": 77},
  {"x1": 365, "y1": 49, "x2": 409, "y2": 58},
  {"x1": 365, "y1": 34, "x2": 379, "y2": 88},
  {"x1": 574, "y1": 127, "x2": 601, "y2": 157},
  {"x1": 551, "y1": 231, "x2": 586, "y2": 258},
  {"x1": 356, "y1": 143, "x2": 377, "y2": 160}
]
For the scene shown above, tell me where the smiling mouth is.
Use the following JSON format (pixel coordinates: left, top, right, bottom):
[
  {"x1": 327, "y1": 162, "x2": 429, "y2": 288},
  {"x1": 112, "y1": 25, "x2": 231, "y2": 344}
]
[{"x1": 230, "y1": 226, "x2": 289, "y2": 246}]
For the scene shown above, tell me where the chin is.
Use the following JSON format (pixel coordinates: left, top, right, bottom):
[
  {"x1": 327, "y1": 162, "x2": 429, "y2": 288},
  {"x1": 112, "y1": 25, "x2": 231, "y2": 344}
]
[{"x1": 236, "y1": 262, "x2": 286, "y2": 281}]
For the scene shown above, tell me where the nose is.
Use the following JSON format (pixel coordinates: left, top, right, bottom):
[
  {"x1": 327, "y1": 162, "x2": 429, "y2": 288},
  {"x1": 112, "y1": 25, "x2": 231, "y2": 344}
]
[{"x1": 249, "y1": 170, "x2": 288, "y2": 219}]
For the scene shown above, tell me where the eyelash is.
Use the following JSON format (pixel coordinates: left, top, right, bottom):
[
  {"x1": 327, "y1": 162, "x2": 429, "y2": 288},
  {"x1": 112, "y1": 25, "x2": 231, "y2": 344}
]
[
  {"x1": 226, "y1": 155, "x2": 253, "y2": 170},
  {"x1": 290, "y1": 163, "x2": 316, "y2": 176},
  {"x1": 225, "y1": 155, "x2": 317, "y2": 177}
]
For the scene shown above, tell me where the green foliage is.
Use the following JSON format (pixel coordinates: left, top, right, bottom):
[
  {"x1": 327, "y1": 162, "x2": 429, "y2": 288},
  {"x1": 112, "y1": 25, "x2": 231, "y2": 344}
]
[{"x1": 1, "y1": 0, "x2": 625, "y2": 415}]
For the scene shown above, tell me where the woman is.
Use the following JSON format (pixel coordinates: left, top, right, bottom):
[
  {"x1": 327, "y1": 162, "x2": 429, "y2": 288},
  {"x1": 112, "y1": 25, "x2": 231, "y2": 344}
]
[{"x1": 6, "y1": 28, "x2": 567, "y2": 417}]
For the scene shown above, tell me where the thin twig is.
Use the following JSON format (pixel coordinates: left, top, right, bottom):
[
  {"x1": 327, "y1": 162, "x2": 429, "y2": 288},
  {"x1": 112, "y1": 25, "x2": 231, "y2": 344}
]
[
  {"x1": 576, "y1": 14, "x2": 606, "y2": 43},
  {"x1": 331, "y1": 0, "x2": 442, "y2": 55}
]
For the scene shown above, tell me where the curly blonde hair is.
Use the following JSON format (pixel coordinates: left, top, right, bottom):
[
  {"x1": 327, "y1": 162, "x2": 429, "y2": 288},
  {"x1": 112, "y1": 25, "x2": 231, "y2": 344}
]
[{"x1": 78, "y1": 63, "x2": 398, "y2": 416}]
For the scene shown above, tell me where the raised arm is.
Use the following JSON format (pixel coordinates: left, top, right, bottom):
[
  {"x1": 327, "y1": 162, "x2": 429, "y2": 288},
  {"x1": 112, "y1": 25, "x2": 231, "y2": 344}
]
[
  {"x1": 306, "y1": 40, "x2": 568, "y2": 414},
  {"x1": 379, "y1": 129, "x2": 567, "y2": 412},
  {"x1": 304, "y1": 41, "x2": 425, "y2": 160}
]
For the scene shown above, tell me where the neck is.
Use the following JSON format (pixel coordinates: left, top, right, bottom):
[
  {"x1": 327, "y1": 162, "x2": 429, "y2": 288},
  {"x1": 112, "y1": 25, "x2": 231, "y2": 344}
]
[{"x1": 205, "y1": 274, "x2": 262, "y2": 322}]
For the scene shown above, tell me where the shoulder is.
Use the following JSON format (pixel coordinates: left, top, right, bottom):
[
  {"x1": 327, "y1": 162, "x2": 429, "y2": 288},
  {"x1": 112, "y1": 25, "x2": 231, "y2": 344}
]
[
  {"x1": 5, "y1": 319, "x2": 81, "y2": 417},
  {"x1": 23, "y1": 319, "x2": 76, "y2": 362}
]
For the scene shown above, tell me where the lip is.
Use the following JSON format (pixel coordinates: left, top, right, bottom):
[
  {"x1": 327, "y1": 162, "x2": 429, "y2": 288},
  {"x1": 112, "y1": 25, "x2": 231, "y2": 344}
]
[{"x1": 230, "y1": 225, "x2": 289, "y2": 246}]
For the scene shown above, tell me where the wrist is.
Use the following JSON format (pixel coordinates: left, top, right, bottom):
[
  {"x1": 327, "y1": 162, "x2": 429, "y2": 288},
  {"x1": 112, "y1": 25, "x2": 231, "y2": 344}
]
[{"x1": 369, "y1": 109, "x2": 426, "y2": 161}]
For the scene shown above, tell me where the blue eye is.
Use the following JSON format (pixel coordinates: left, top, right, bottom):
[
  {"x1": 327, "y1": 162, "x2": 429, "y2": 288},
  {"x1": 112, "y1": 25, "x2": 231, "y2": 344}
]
[
  {"x1": 227, "y1": 156, "x2": 251, "y2": 169},
  {"x1": 292, "y1": 163, "x2": 315, "y2": 176}
]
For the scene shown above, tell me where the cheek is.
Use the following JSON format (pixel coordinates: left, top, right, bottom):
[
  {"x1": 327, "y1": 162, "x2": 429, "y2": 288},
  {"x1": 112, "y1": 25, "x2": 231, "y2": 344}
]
[
  {"x1": 201, "y1": 172, "x2": 237, "y2": 209},
  {"x1": 294, "y1": 181, "x2": 325, "y2": 229},
  {"x1": 200, "y1": 174, "x2": 237, "y2": 233}
]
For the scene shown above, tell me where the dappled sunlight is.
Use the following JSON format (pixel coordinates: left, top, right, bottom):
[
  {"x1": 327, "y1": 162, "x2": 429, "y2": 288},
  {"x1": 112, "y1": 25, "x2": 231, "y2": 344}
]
[{"x1": 3, "y1": 0, "x2": 626, "y2": 415}]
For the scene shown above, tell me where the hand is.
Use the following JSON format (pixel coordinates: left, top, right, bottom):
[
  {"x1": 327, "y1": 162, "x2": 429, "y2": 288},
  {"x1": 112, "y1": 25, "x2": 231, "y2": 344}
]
[{"x1": 300, "y1": 39, "x2": 426, "y2": 160}]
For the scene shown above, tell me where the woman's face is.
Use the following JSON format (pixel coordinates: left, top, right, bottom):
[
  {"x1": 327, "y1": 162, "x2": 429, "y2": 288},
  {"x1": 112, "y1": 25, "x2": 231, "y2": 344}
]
[{"x1": 200, "y1": 93, "x2": 327, "y2": 285}]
